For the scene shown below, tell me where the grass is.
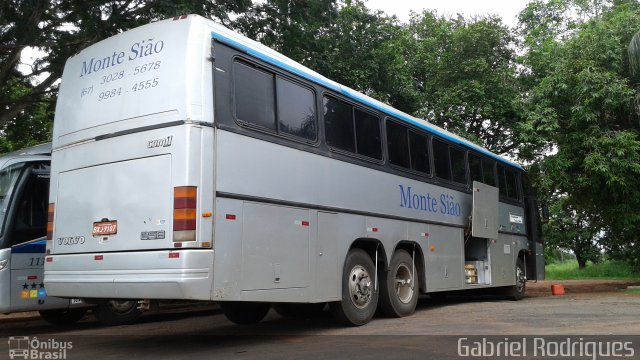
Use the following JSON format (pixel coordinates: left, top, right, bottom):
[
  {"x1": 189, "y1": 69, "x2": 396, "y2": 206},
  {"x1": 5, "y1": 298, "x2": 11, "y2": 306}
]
[
  {"x1": 545, "y1": 260, "x2": 640, "y2": 280},
  {"x1": 626, "y1": 287, "x2": 640, "y2": 294}
]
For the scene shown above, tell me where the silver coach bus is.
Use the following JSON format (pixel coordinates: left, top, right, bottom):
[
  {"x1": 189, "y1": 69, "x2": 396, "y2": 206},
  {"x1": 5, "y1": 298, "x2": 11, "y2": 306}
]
[{"x1": 45, "y1": 15, "x2": 544, "y2": 326}]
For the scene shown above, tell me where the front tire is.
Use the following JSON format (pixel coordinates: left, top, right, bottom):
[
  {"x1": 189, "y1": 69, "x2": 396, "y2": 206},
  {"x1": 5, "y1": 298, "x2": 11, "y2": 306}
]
[
  {"x1": 39, "y1": 308, "x2": 87, "y2": 325},
  {"x1": 330, "y1": 248, "x2": 378, "y2": 326},
  {"x1": 221, "y1": 302, "x2": 271, "y2": 324},
  {"x1": 379, "y1": 249, "x2": 419, "y2": 317},
  {"x1": 507, "y1": 258, "x2": 526, "y2": 300},
  {"x1": 93, "y1": 300, "x2": 142, "y2": 326}
]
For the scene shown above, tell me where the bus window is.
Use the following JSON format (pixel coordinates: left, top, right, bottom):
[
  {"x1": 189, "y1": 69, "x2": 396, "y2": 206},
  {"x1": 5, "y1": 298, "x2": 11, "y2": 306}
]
[
  {"x1": 505, "y1": 169, "x2": 519, "y2": 200},
  {"x1": 483, "y1": 159, "x2": 497, "y2": 186},
  {"x1": 433, "y1": 138, "x2": 451, "y2": 181},
  {"x1": 0, "y1": 163, "x2": 24, "y2": 237},
  {"x1": 386, "y1": 121, "x2": 410, "y2": 168},
  {"x1": 354, "y1": 108, "x2": 382, "y2": 160},
  {"x1": 409, "y1": 130, "x2": 430, "y2": 174},
  {"x1": 450, "y1": 147, "x2": 466, "y2": 184},
  {"x1": 11, "y1": 166, "x2": 49, "y2": 245},
  {"x1": 469, "y1": 153, "x2": 483, "y2": 183},
  {"x1": 324, "y1": 96, "x2": 382, "y2": 160},
  {"x1": 324, "y1": 96, "x2": 355, "y2": 153},
  {"x1": 276, "y1": 77, "x2": 316, "y2": 141},
  {"x1": 234, "y1": 61, "x2": 318, "y2": 142},
  {"x1": 234, "y1": 61, "x2": 276, "y2": 130}
]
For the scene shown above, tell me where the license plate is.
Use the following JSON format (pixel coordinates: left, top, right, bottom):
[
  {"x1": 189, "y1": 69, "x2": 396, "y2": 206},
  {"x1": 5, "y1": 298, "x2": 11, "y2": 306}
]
[{"x1": 92, "y1": 221, "x2": 117, "y2": 236}]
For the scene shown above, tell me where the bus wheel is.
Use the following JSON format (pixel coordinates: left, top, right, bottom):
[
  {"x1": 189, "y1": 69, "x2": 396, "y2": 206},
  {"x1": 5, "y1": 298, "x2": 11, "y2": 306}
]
[
  {"x1": 93, "y1": 300, "x2": 142, "y2": 326},
  {"x1": 221, "y1": 302, "x2": 271, "y2": 324},
  {"x1": 39, "y1": 308, "x2": 87, "y2": 325},
  {"x1": 379, "y1": 249, "x2": 419, "y2": 317},
  {"x1": 507, "y1": 258, "x2": 527, "y2": 301},
  {"x1": 330, "y1": 248, "x2": 378, "y2": 326},
  {"x1": 273, "y1": 303, "x2": 327, "y2": 319}
]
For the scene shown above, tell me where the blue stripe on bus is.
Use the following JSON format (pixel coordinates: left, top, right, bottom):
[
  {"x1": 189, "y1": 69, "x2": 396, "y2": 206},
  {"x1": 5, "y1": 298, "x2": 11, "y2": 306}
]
[
  {"x1": 211, "y1": 31, "x2": 524, "y2": 171},
  {"x1": 11, "y1": 239, "x2": 46, "y2": 254}
]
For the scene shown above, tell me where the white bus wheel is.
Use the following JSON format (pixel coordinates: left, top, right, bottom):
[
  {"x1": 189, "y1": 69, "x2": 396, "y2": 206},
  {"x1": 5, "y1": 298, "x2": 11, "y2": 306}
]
[
  {"x1": 93, "y1": 300, "x2": 142, "y2": 326},
  {"x1": 379, "y1": 249, "x2": 419, "y2": 317},
  {"x1": 221, "y1": 302, "x2": 271, "y2": 324},
  {"x1": 330, "y1": 248, "x2": 378, "y2": 326},
  {"x1": 39, "y1": 308, "x2": 87, "y2": 326}
]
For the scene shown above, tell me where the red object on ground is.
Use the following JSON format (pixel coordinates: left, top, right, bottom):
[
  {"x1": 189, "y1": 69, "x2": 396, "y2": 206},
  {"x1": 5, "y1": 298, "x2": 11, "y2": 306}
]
[{"x1": 551, "y1": 284, "x2": 565, "y2": 296}]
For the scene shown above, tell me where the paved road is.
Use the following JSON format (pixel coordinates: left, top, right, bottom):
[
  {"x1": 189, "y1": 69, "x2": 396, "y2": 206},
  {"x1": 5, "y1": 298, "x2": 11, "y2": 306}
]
[{"x1": 1, "y1": 292, "x2": 639, "y2": 359}]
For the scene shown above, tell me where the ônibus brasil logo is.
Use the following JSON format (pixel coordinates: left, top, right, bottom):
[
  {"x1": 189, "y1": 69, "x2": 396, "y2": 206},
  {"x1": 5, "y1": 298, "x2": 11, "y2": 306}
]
[{"x1": 8, "y1": 336, "x2": 72, "y2": 360}]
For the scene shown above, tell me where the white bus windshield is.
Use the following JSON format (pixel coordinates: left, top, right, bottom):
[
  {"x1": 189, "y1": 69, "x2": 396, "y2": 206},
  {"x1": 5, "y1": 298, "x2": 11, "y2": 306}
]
[{"x1": 0, "y1": 163, "x2": 24, "y2": 235}]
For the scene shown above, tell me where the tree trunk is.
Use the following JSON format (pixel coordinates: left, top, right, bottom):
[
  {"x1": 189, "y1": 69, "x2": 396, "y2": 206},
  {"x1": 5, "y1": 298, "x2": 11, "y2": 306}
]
[{"x1": 575, "y1": 253, "x2": 587, "y2": 269}]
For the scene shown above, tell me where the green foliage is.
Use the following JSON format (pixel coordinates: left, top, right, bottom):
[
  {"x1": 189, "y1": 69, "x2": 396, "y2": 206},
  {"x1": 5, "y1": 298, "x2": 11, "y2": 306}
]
[
  {"x1": 0, "y1": 0, "x2": 252, "y2": 132},
  {"x1": 519, "y1": 0, "x2": 640, "y2": 269},
  {"x1": 543, "y1": 197, "x2": 602, "y2": 268},
  {"x1": 545, "y1": 260, "x2": 639, "y2": 280}
]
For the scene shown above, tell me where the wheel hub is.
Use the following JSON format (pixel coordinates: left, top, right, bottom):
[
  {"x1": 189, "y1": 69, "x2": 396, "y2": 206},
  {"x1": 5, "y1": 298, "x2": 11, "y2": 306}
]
[
  {"x1": 348, "y1": 265, "x2": 372, "y2": 309},
  {"x1": 394, "y1": 264, "x2": 414, "y2": 304}
]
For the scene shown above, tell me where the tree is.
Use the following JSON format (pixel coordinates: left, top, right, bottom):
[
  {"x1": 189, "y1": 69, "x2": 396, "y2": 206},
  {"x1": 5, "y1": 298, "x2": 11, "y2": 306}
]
[
  {"x1": 519, "y1": 0, "x2": 640, "y2": 268},
  {"x1": 0, "y1": 0, "x2": 252, "y2": 133},
  {"x1": 406, "y1": 12, "x2": 523, "y2": 155},
  {"x1": 543, "y1": 196, "x2": 601, "y2": 268}
]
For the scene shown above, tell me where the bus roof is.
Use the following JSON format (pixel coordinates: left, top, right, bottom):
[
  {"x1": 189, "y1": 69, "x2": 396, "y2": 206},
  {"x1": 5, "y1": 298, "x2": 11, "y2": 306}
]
[
  {"x1": 204, "y1": 17, "x2": 523, "y2": 170},
  {"x1": 0, "y1": 143, "x2": 51, "y2": 165}
]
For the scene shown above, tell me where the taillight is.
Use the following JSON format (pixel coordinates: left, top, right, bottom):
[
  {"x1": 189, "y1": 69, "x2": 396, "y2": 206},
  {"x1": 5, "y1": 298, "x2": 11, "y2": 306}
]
[
  {"x1": 173, "y1": 186, "x2": 196, "y2": 242},
  {"x1": 47, "y1": 203, "x2": 55, "y2": 240}
]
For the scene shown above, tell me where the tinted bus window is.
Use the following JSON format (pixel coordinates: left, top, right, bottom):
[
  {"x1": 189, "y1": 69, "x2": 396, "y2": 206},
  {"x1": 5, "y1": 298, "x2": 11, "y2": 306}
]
[
  {"x1": 483, "y1": 159, "x2": 496, "y2": 186},
  {"x1": 450, "y1": 147, "x2": 466, "y2": 184},
  {"x1": 409, "y1": 130, "x2": 430, "y2": 174},
  {"x1": 387, "y1": 121, "x2": 410, "y2": 168},
  {"x1": 433, "y1": 138, "x2": 451, "y2": 181},
  {"x1": 505, "y1": 169, "x2": 519, "y2": 199},
  {"x1": 276, "y1": 77, "x2": 316, "y2": 141},
  {"x1": 324, "y1": 97, "x2": 355, "y2": 153},
  {"x1": 354, "y1": 108, "x2": 382, "y2": 160},
  {"x1": 234, "y1": 62, "x2": 275, "y2": 130},
  {"x1": 469, "y1": 153, "x2": 483, "y2": 183},
  {"x1": 324, "y1": 96, "x2": 381, "y2": 160}
]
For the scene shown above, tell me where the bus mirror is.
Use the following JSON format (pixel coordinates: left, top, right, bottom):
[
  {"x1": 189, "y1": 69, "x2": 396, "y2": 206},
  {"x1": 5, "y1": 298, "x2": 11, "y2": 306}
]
[{"x1": 541, "y1": 205, "x2": 550, "y2": 224}]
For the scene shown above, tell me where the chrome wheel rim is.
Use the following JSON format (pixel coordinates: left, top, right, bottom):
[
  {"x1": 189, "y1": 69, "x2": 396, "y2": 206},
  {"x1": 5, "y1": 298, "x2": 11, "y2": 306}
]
[
  {"x1": 348, "y1": 265, "x2": 372, "y2": 309},
  {"x1": 394, "y1": 263, "x2": 414, "y2": 304},
  {"x1": 516, "y1": 265, "x2": 526, "y2": 293}
]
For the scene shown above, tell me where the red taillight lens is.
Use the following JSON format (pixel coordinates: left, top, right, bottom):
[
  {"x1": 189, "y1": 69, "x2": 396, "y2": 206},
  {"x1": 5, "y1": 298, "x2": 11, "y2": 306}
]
[
  {"x1": 173, "y1": 186, "x2": 196, "y2": 242},
  {"x1": 47, "y1": 203, "x2": 55, "y2": 240}
]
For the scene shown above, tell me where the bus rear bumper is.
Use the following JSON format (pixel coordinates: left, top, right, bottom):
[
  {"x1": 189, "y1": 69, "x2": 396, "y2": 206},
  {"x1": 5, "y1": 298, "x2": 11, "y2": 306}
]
[{"x1": 44, "y1": 249, "x2": 213, "y2": 301}]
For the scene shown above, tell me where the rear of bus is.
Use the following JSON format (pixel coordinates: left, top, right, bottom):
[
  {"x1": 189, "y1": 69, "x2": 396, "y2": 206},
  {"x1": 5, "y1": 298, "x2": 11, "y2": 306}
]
[{"x1": 45, "y1": 16, "x2": 215, "y2": 301}]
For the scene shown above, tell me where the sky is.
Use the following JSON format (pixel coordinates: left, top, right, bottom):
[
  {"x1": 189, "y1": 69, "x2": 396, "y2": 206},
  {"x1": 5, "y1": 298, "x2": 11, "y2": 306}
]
[{"x1": 364, "y1": 0, "x2": 533, "y2": 27}]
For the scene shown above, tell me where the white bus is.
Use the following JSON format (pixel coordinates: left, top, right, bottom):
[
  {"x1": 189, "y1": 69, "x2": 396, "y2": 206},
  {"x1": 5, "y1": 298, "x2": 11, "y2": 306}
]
[
  {"x1": 0, "y1": 144, "x2": 141, "y2": 325},
  {"x1": 45, "y1": 15, "x2": 544, "y2": 326}
]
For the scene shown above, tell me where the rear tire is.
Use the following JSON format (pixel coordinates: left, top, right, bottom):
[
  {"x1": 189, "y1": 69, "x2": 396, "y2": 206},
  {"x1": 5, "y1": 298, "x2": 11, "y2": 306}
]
[
  {"x1": 221, "y1": 302, "x2": 271, "y2": 324},
  {"x1": 39, "y1": 308, "x2": 87, "y2": 325},
  {"x1": 330, "y1": 248, "x2": 378, "y2": 326},
  {"x1": 507, "y1": 258, "x2": 526, "y2": 300},
  {"x1": 379, "y1": 249, "x2": 419, "y2": 317},
  {"x1": 93, "y1": 300, "x2": 142, "y2": 326}
]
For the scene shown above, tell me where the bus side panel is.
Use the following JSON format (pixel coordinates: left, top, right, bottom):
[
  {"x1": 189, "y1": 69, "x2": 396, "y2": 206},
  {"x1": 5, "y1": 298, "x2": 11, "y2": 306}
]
[
  {"x1": 9, "y1": 250, "x2": 69, "y2": 312},
  {"x1": 240, "y1": 202, "x2": 310, "y2": 291},
  {"x1": 425, "y1": 226, "x2": 464, "y2": 291},
  {"x1": 315, "y1": 212, "x2": 339, "y2": 301}
]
